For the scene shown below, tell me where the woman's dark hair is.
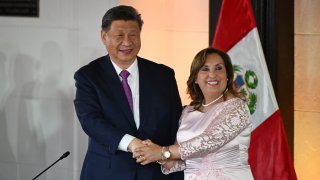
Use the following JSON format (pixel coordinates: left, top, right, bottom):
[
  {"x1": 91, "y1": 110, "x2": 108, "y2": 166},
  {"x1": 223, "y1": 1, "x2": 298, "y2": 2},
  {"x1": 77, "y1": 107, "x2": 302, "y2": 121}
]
[
  {"x1": 101, "y1": 5, "x2": 144, "y2": 31},
  {"x1": 187, "y1": 47, "x2": 242, "y2": 110}
]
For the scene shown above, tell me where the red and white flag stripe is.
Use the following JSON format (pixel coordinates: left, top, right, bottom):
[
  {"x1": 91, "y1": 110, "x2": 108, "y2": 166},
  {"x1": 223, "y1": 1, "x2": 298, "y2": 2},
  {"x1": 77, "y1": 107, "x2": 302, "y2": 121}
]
[{"x1": 212, "y1": 0, "x2": 297, "y2": 179}]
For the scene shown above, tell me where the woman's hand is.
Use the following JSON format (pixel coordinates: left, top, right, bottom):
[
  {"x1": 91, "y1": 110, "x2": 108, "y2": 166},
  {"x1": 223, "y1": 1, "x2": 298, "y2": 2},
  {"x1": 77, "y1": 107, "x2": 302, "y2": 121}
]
[
  {"x1": 132, "y1": 139, "x2": 162, "y2": 165},
  {"x1": 162, "y1": 159, "x2": 177, "y2": 170}
]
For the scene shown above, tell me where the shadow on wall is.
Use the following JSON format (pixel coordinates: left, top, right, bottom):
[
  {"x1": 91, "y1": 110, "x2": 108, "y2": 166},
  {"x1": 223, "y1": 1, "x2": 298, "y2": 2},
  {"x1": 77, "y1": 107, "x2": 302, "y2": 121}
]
[
  {"x1": 35, "y1": 41, "x2": 75, "y2": 179},
  {"x1": 0, "y1": 51, "x2": 46, "y2": 180},
  {"x1": 0, "y1": 41, "x2": 76, "y2": 179},
  {"x1": 0, "y1": 52, "x2": 18, "y2": 179}
]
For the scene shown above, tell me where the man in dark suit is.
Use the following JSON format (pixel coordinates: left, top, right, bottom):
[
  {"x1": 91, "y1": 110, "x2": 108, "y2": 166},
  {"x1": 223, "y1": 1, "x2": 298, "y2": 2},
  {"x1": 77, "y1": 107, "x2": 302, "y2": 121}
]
[{"x1": 74, "y1": 5, "x2": 184, "y2": 180}]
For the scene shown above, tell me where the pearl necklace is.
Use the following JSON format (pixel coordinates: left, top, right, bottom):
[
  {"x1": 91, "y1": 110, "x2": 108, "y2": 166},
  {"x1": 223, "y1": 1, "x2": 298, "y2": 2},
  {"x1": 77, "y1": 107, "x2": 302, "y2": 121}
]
[{"x1": 202, "y1": 94, "x2": 224, "y2": 107}]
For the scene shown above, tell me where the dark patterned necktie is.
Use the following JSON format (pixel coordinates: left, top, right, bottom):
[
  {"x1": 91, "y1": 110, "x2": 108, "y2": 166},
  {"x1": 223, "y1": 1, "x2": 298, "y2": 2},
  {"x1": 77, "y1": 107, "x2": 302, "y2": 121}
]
[{"x1": 120, "y1": 70, "x2": 133, "y2": 112}]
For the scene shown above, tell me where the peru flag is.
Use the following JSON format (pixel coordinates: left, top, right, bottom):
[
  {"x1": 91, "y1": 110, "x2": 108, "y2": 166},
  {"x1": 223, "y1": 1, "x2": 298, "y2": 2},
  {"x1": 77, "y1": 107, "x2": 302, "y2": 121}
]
[{"x1": 212, "y1": 0, "x2": 297, "y2": 179}]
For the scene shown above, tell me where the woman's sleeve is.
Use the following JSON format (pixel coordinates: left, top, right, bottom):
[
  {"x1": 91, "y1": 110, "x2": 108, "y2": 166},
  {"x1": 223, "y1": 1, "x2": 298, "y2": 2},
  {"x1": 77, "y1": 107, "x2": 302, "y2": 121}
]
[
  {"x1": 179, "y1": 99, "x2": 251, "y2": 160},
  {"x1": 161, "y1": 160, "x2": 186, "y2": 174}
]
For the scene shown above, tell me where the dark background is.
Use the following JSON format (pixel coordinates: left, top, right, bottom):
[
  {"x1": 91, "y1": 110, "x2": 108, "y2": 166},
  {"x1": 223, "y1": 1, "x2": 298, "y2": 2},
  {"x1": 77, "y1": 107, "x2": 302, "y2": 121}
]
[{"x1": 0, "y1": 0, "x2": 39, "y2": 17}]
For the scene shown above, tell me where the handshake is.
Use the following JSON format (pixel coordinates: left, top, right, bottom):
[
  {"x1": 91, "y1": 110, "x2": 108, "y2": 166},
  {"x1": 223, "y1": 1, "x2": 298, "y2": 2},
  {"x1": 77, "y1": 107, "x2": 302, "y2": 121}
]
[{"x1": 128, "y1": 138, "x2": 174, "y2": 166}]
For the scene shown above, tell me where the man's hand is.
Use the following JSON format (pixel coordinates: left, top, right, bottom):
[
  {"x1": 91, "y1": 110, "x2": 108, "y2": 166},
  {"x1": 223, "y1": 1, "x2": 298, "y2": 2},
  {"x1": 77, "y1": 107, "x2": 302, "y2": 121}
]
[
  {"x1": 127, "y1": 138, "x2": 145, "y2": 152},
  {"x1": 132, "y1": 139, "x2": 162, "y2": 165}
]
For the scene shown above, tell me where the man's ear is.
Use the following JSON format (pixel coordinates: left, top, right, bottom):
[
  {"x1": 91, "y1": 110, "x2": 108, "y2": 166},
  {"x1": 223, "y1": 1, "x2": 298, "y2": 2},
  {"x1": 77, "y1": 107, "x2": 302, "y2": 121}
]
[{"x1": 101, "y1": 30, "x2": 107, "y2": 45}]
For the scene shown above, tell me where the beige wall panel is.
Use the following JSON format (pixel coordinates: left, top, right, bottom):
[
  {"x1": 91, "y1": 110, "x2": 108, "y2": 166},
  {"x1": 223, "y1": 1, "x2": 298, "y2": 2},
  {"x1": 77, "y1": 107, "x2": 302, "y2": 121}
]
[
  {"x1": 294, "y1": 111, "x2": 320, "y2": 180},
  {"x1": 295, "y1": 0, "x2": 320, "y2": 179},
  {"x1": 119, "y1": 0, "x2": 208, "y2": 32},
  {"x1": 294, "y1": 35, "x2": 320, "y2": 111},
  {"x1": 295, "y1": 0, "x2": 320, "y2": 34},
  {"x1": 162, "y1": 0, "x2": 208, "y2": 32}
]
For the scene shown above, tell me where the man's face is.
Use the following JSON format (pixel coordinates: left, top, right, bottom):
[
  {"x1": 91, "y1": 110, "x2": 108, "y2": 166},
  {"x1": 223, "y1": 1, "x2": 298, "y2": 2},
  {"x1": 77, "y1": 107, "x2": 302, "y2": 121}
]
[{"x1": 101, "y1": 20, "x2": 141, "y2": 69}]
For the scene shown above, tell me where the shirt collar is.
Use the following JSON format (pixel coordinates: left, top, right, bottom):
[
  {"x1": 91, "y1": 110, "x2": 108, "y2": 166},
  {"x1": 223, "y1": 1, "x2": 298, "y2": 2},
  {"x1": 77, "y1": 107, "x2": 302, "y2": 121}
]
[{"x1": 110, "y1": 58, "x2": 138, "y2": 79}]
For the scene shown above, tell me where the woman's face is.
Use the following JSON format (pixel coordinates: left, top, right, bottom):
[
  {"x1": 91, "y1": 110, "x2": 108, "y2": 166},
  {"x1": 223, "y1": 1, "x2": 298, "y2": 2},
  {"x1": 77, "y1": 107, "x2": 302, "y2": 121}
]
[{"x1": 195, "y1": 53, "x2": 228, "y2": 101}]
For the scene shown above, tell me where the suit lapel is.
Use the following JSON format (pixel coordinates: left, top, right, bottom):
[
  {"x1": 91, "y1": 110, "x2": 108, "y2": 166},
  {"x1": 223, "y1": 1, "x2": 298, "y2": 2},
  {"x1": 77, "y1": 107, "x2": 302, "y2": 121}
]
[
  {"x1": 100, "y1": 56, "x2": 136, "y2": 129},
  {"x1": 138, "y1": 59, "x2": 152, "y2": 129}
]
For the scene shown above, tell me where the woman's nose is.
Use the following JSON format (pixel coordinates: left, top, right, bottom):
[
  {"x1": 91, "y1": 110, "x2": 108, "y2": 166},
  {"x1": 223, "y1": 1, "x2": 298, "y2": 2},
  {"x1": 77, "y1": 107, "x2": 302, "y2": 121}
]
[{"x1": 208, "y1": 70, "x2": 216, "y2": 77}]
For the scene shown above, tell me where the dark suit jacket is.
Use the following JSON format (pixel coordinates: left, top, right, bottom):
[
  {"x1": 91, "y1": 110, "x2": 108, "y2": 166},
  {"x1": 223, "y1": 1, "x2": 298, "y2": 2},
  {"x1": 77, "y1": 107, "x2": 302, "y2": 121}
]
[{"x1": 74, "y1": 55, "x2": 184, "y2": 180}]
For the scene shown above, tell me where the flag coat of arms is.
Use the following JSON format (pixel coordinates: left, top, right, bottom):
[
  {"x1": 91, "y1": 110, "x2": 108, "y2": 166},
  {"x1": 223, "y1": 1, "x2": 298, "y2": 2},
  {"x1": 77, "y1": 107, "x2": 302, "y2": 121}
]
[{"x1": 212, "y1": 0, "x2": 297, "y2": 179}]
